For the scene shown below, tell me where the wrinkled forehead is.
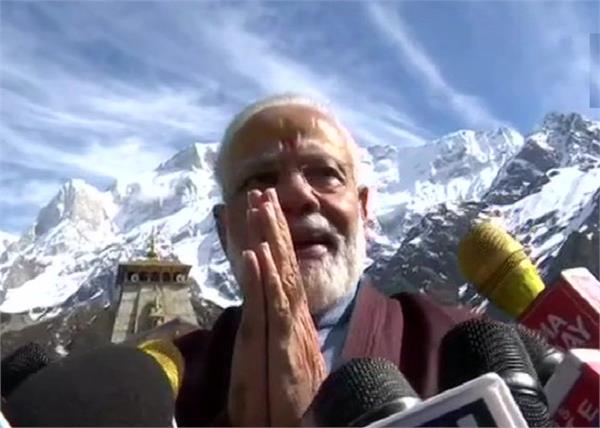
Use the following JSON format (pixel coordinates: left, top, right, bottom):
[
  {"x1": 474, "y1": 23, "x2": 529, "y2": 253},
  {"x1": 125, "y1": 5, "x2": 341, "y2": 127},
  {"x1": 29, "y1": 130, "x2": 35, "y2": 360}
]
[{"x1": 224, "y1": 105, "x2": 353, "y2": 168}]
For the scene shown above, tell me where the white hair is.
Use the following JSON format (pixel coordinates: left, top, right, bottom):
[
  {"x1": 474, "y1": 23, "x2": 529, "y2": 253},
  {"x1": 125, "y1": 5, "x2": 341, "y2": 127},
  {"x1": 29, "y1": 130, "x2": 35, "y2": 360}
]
[{"x1": 215, "y1": 93, "x2": 362, "y2": 198}]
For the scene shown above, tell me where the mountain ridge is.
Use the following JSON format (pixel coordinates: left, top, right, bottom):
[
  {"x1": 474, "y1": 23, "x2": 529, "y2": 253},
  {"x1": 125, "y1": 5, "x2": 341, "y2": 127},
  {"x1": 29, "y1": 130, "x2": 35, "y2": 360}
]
[{"x1": 0, "y1": 112, "x2": 598, "y2": 355}]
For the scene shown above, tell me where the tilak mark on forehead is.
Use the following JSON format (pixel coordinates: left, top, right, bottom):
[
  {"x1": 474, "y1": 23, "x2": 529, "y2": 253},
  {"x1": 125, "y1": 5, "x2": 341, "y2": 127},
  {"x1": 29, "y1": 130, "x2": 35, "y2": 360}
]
[{"x1": 280, "y1": 137, "x2": 299, "y2": 151}]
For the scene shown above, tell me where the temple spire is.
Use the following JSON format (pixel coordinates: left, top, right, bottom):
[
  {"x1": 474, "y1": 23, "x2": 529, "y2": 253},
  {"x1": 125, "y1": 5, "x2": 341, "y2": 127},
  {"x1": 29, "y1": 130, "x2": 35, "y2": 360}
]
[{"x1": 147, "y1": 230, "x2": 158, "y2": 260}]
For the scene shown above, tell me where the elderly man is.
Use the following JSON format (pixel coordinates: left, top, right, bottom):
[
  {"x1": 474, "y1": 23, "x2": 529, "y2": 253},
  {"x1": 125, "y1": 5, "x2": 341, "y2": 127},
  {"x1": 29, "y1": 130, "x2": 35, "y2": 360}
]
[{"x1": 174, "y1": 94, "x2": 474, "y2": 427}]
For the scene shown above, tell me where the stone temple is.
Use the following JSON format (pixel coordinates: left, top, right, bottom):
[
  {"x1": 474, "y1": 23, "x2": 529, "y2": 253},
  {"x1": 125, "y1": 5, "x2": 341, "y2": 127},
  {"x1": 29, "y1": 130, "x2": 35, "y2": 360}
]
[{"x1": 111, "y1": 235, "x2": 198, "y2": 343}]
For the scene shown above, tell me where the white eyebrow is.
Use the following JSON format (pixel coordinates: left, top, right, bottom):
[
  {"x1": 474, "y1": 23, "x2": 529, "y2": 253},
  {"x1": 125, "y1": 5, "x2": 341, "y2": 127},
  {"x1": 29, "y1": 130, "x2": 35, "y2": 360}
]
[
  {"x1": 235, "y1": 140, "x2": 346, "y2": 172},
  {"x1": 235, "y1": 150, "x2": 280, "y2": 177},
  {"x1": 224, "y1": 140, "x2": 349, "y2": 197}
]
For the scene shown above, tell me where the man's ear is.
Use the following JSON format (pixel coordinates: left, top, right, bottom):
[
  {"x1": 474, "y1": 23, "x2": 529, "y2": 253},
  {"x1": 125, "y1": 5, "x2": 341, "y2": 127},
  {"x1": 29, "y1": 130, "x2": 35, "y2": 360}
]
[
  {"x1": 358, "y1": 185, "x2": 369, "y2": 220},
  {"x1": 212, "y1": 204, "x2": 228, "y2": 253}
]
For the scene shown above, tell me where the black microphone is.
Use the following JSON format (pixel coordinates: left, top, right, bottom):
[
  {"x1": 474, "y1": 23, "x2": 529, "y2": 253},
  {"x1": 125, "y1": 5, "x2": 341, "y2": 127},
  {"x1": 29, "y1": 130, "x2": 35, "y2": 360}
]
[
  {"x1": 4, "y1": 344, "x2": 176, "y2": 427},
  {"x1": 514, "y1": 324, "x2": 565, "y2": 385},
  {"x1": 1, "y1": 343, "x2": 51, "y2": 397},
  {"x1": 307, "y1": 357, "x2": 529, "y2": 427},
  {"x1": 440, "y1": 318, "x2": 552, "y2": 427},
  {"x1": 306, "y1": 358, "x2": 420, "y2": 427}
]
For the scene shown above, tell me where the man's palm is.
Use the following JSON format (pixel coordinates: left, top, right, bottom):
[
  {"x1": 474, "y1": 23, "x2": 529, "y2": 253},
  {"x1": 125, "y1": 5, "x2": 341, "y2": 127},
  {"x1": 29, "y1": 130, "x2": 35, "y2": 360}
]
[{"x1": 228, "y1": 190, "x2": 326, "y2": 426}]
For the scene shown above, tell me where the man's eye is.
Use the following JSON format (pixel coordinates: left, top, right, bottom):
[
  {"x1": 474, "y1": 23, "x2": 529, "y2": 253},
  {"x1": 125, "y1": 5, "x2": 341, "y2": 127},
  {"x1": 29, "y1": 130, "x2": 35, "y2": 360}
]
[
  {"x1": 303, "y1": 166, "x2": 344, "y2": 188},
  {"x1": 242, "y1": 172, "x2": 278, "y2": 190}
]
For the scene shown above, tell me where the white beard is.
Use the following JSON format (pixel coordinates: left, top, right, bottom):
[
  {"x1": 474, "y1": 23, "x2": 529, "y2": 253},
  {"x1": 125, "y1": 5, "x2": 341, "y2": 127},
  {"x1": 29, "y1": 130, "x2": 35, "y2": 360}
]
[
  {"x1": 227, "y1": 212, "x2": 368, "y2": 315},
  {"x1": 299, "y1": 214, "x2": 367, "y2": 314}
]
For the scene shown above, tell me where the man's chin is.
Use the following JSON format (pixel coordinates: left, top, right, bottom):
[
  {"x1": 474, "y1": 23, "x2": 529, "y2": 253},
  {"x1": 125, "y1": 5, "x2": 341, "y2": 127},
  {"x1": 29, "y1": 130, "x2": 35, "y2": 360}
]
[
  {"x1": 294, "y1": 243, "x2": 330, "y2": 261},
  {"x1": 297, "y1": 251, "x2": 336, "y2": 276},
  {"x1": 299, "y1": 262, "x2": 350, "y2": 313}
]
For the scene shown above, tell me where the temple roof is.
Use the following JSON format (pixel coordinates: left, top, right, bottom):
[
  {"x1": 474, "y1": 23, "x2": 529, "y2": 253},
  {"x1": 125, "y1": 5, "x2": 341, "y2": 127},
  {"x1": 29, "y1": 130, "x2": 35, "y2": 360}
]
[
  {"x1": 119, "y1": 259, "x2": 191, "y2": 268},
  {"x1": 117, "y1": 231, "x2": 191, "y2": 270}
]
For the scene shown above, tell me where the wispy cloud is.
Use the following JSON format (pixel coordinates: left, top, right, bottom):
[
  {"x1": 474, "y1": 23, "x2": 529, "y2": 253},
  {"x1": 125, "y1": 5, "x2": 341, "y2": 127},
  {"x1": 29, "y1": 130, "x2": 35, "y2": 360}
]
[
  {"x1": 365, "y1": 2, "x2": 509, "y2": 130},
  {"x1": 190, "y1": 6, "x2": 431, "y2": 146},
  {"x1": 1, "y1": 1, "x2": 596, "y2": 235},
  {"x1": 0, "y1": 2, "x2": 432, "y2": 234},
  {"x1": 514, "y1": 1, "x2": 600, "y2": 120}
]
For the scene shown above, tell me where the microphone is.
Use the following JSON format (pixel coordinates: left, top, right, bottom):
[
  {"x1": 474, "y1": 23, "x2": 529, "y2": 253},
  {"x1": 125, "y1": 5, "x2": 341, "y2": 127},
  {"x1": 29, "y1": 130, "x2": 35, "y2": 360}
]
[
  {"x1": 544, "y1": 348, "x2": 600, "y2": 427},
  {"x1": 369, "y1": 373, "x2": 527, "y2": 428},
  {"x1": 1, "y1": 343, "x2": 51, "y2": 397},
  {"x1": 306, "y1": 358, "x2": 420, "y2": 427},
  {"x1": 440, "y1": 318, "x2": 552, "y2": 427},
  {"x1": 138, "y1": 339, "x2": 185, "y2": 396},
  {"x1": 458, "y1": 221, "x2": 545, "y2": 318},
  {"x1": 3, "y1": 342, "x2": 183, "y2": 427},
  {"x1": 519, "y1": 267, "x2": 599, "y2": 350},
  {"x1": 515, "y1": 324, "x2": 565, "y2": 385},
  {"x1": 458, "y1": 222, "x2": 599, "y2": 350},
  {"x1": 307, "y1": 358, "x2": 527, "y2": 427}
]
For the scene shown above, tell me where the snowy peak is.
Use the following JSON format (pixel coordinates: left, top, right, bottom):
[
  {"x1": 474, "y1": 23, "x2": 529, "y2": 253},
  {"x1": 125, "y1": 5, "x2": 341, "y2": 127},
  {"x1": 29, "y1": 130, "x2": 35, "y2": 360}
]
[
  {"x1": 112, "y1": 154, "x2": 221, "y2": 233},
  {"x1": 156, "y1": 143, "x2": 218, "y2": 174},
  {"x1": 0, "y1": 231, "x2": 17, "y2": 243},
  {"x1": 540, "y1": 112, "x2": 588, "y2": 133},
  {"x1": 427, "y1": 127, "x2": 523, "y2": 180},
  {"x1": 358, "y1": 127, "x2": 525, "y2": 245},
  {"x1": 535, "y1": 112, "x2": 600, "y2": 169},
  {"x1": 487, "y1": 113, "x2": 600, "y2": 206},
  {"x1": 394, "y1": 127, "x2": 523, "y2": 188},
  {"x1": 34, "y1": 179, "x2": 115, "y2": 237},
  {"x1": 0, "y1": 231, "x2": 17, "y2": 254}
]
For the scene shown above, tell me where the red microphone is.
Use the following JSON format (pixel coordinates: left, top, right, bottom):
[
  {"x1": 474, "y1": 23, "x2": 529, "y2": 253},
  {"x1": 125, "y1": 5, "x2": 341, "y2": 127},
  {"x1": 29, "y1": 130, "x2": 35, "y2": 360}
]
[
  {"x1": 458, "y1": 222, "x2": 599, "y2": 350},
  {"x1": 545, "y1": 348, "x2": 600, "y2": 427},
  {"x1": 519, "y1": 268, "x2": 600, "y2": 350}
]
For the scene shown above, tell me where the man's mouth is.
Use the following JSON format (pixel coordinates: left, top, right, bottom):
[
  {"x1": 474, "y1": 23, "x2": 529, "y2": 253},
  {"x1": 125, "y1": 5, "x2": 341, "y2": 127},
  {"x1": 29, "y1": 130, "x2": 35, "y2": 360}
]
[{"x1": 291, "y1": 234, "x2": 335, "y2": 260}]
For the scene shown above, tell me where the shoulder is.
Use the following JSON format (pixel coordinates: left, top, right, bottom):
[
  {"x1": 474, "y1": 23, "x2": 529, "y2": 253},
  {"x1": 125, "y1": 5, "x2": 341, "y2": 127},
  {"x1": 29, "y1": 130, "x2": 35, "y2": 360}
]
[
  {"x1": 387, "y1": 292, "x2": 479, "y2": 397},
  {"x1": 390, "y1": 292, "x2": 477, "y2": 325}
]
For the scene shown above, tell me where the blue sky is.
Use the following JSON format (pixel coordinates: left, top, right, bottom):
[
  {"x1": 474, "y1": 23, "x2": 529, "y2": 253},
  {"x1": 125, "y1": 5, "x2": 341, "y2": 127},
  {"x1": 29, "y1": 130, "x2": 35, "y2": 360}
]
[{"x1": 1, "y1": 1, "x2": 599, "y2": 235}]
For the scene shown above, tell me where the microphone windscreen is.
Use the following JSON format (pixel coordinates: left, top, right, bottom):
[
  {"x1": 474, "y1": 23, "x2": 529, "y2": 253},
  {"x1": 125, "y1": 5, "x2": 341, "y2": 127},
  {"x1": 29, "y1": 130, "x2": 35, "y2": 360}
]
[
  {"x1": 5, "y1": 344, "x2": 174, "y2": 427},
  {"x1": 1, "y1": 342, "x2": 50, "y2": 397},
  {"x1": 458, "y1": 221, "x2": 545, "y2": 317},
  {"x1": 514, "y1": 324, "x2": 565, "y2": 385},
  {"x1": 309, "y1": 357, "x2": 419, "y2": 427},
  {"x1": 440, "y1": 318, "x2": 551, "y2": 427},
  {"x1": 138, "y1": 339, "x2": 184, "y2": 395}
]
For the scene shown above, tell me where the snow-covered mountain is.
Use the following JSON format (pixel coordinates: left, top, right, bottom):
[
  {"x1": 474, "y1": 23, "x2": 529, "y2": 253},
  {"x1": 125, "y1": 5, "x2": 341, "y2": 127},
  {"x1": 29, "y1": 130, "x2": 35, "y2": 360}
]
[
  {"x1": 0, "y1": 231, "x2": 17, "y2": 256},
  {"x1": 360, "y1": 127, "x2": 524, "y2": 243},
  {"x1": 1, "y1": 112, "x2": 598, "y2": 353},
  {"x1": 371, "y1": 112, "x2": 599, "y2": 317}
]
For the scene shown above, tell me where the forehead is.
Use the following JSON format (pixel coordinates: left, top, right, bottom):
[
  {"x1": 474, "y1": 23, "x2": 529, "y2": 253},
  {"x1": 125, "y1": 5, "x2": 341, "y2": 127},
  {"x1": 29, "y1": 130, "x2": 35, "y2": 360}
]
[{"x1": 225, "y1": 105, "x2": 353, "y2": 167}]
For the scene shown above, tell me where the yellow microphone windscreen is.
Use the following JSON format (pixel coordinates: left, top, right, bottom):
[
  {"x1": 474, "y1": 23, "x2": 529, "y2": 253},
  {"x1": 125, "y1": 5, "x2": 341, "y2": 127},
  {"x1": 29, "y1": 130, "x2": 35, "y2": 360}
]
[
  {"x1": 458, "y1": 221, "x2": 545, "y2": 317},
  {"x1": 138, "y1": 339, "x2": 184, "y2": 396}
]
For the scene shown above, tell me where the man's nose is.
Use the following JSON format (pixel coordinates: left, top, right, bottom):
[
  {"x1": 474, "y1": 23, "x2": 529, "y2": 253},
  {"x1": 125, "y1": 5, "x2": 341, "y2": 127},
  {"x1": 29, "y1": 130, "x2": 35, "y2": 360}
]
[{"x1": 276, "y1": 171, "x2": 320, "y2": 217}]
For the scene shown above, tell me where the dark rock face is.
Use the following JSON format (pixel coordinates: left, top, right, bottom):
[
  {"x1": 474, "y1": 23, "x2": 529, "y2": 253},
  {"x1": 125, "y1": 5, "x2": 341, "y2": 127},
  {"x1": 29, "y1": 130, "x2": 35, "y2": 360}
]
[
  {"x1": 1, "y1": 302, "x2": 115, "y2": 360},
  {"x1": 540, "y1": 190, "x2": 600, "y2": 284},
  {"x1": 368, "y1": 201, "x2": 511, "y2": 321},
  {"x1": 484, "y1": 139, "x2": 555, "y2": 206},
  {"x1": 191, "y1": 297, "x2": 224, "y2": 329},
  {"x1": 542, "y1": 112, "x2": 600, "y2": 169},
  {"x1": 369, "y1": 202, "x2": 484, "y2": 297}
]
